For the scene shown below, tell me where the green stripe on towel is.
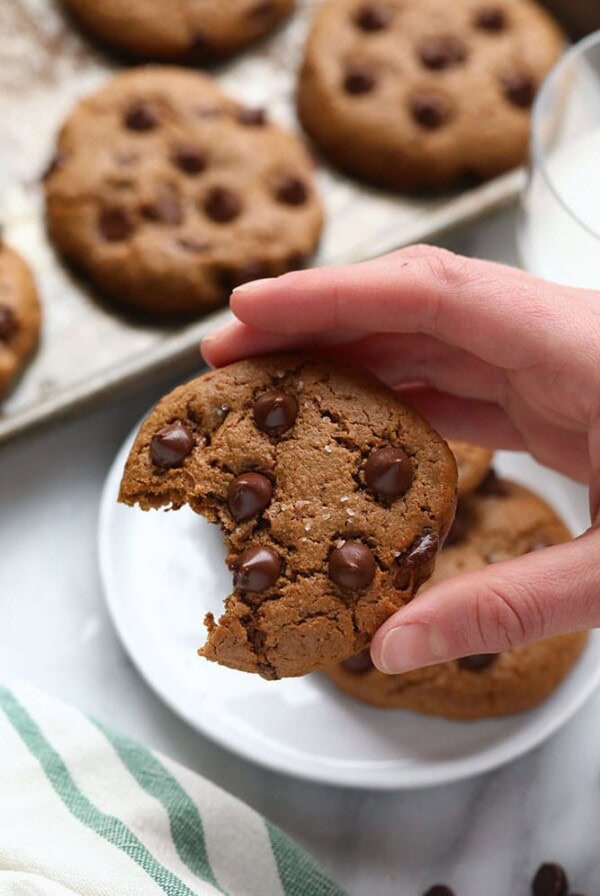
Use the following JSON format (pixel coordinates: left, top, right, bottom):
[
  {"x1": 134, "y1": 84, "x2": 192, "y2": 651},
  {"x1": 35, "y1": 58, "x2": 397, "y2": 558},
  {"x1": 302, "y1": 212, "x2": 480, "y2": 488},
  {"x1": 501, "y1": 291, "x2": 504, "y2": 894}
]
[
  {"x1": 0, "y1": 687, "x2": 199, "y2": 896},
  {"x1": 266, "y1": 822, "x2": 349, "y2": 896}
]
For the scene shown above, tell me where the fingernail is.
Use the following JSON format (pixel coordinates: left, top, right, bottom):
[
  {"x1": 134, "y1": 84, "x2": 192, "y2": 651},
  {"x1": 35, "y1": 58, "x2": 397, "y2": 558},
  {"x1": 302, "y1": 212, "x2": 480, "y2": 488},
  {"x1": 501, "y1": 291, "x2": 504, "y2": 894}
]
[
  {"x1": 232, "y1": 277, "x2": 276, "y2": 295},
  {"x1": 377, "y1": 623, "x2": 447, "y2": 674}
]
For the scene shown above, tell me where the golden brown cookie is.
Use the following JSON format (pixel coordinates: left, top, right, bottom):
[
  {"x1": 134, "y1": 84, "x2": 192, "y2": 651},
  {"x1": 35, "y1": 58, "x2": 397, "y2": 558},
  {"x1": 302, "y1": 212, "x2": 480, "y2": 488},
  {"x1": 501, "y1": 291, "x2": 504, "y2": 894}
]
[
  {"x1": 62, "y1": 0, "x2": 294, "y2": 63},
  {"x1": 448, "y1": 440, "x2": 494, "y2": 497},
  {"x1": 119, "y1": 354, "x2": 458, "y2": 679},
  {"x1": 44, "y1": 68, "x2": 323, "y2": 317},
  {"x1": 0, "y1": 243, "x2": 41, "y2": 398},
  {"x1": 326, "y1": 478, "x2": 589, "y2": 718},
  {"x1": 297, "y1": 0, "x2": 564, "y2": 191}
]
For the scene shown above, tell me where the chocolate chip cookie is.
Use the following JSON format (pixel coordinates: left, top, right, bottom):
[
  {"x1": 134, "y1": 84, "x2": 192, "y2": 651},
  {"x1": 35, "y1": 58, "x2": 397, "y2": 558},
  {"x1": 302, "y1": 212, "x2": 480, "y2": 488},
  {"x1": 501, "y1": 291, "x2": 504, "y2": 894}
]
[
  {"x1": 297, "y1": 0, "x2": 564, "y2": 190},
  {"x1": 0, "y1": 243, "x2": 41, "y2": 398},
  {"x1": 448, "y1": 439, "x2": 494, "y2": 497},
  {"x1": 62, "y1": 0, "x2": 294, "y2": 63},
  {"x1": 44, "y1": 68, "x2": 323, "y2": 316},
  {"x1": 119, "y1": 354, "x2": 458, "y2": 679},
  {"x1": 326, "y1": 479, "x2": 588, "y2": 717}
]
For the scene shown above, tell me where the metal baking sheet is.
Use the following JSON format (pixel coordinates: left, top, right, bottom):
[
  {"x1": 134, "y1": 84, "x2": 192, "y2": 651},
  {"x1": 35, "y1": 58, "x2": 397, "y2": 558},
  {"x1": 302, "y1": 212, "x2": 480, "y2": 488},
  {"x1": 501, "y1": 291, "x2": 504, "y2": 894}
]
[{"x1": 0, "y1": 0, "x2": 525, "y2": 445}]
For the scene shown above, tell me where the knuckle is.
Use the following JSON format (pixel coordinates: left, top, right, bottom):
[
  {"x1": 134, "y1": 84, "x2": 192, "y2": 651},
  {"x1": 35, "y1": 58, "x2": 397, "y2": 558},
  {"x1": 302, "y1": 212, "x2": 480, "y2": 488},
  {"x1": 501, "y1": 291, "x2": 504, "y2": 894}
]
[
  {"x1": 473, "y1": 578, "x2": 546, "y2": 649},
  {"x1": 417, "y1": 246, "x2": 469, "y2": 290}
]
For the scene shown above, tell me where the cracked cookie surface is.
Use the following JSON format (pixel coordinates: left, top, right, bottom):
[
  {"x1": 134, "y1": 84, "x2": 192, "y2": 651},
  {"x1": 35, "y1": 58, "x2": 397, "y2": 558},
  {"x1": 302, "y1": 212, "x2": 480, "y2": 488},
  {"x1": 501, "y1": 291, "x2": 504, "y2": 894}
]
[
  {"x1": 0, "y1": 244, "x2": 41, "y2": 399},
  {"x1": 62, "y1": 0, "x2": 294, "y2": 63},
  {"x1": 119, "y1": 354, "x2": 457, "y2": 678},
  {"x1": 297, "y1": 0, "x2": 564, "y2": 190},
  {"x1": 44, "y1": 67, "x2": 323, "y2": 316},
  {"x1": 326, "y1": 478, "x2": 588, "y2": 717}
]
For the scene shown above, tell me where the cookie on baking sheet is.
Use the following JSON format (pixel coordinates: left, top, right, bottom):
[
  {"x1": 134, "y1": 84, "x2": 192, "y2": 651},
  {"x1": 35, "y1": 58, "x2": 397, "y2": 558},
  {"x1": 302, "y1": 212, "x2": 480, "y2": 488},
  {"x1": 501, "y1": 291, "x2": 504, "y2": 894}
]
[
  {"x1": 44, "y1": 68, "x2": 323, "y2": 317},
  {"x1": 62, "y1": 0, "x2": 294, "y2": 63},
  {"x1": 118, "y1": 354, "x2": 457, "y2": 679},
  {"x1": 448, "y1": 439, "x2": 493, "y2": 497},
  {"x1": 326, "y1": 478, "x2": 588, "y2": 718},
  {"x1": 297, "y1": 0, "x2": 564, "y2": 191},
  {"x1": 0, "y1": 243, "x2": 41, "y2": 398}
]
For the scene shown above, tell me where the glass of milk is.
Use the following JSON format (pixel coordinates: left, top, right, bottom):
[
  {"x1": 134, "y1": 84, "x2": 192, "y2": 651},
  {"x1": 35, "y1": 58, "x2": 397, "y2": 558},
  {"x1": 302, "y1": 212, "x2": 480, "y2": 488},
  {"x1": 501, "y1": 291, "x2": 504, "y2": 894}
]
[{"x1": 519, "y1": 31, "x2": 600, "y2": 288}]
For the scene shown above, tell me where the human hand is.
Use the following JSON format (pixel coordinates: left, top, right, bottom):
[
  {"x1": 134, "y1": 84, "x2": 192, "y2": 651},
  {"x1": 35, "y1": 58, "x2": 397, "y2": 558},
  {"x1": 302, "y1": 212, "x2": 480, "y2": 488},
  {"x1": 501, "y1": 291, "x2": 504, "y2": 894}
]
[{"x1": 202, "y1": 245, "x2": 600, "y2": 673}]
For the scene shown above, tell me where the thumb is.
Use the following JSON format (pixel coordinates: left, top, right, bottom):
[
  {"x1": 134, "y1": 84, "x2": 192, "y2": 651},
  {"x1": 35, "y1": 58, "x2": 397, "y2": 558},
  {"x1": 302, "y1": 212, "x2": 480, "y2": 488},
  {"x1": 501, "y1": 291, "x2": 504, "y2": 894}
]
[{"x1": 370, "y1": 529, "x2": 600, "y2": 673}]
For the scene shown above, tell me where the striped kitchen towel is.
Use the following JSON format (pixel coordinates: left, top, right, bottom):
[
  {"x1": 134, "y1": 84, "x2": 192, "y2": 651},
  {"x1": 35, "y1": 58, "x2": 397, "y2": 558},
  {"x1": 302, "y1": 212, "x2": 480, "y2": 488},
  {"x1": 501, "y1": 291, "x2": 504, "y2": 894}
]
[{"x1": 0, "y1": 683, "x2": 347, "y2": 896}]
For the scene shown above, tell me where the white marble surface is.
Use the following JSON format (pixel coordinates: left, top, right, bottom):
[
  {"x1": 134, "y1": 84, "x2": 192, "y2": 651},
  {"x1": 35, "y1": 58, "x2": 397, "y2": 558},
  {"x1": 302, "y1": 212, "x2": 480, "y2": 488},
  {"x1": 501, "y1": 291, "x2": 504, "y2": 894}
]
[{"x1": 1, "y1": 205, "x2": 598, "y2": 895}]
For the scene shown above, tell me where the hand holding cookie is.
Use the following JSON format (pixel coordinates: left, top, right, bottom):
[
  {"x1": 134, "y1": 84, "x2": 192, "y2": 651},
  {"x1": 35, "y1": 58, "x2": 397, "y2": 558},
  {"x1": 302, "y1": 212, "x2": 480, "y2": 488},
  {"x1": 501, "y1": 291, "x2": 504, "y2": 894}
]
[{"x1": 203, "y1": 244, "x2": 600, "y2": 670}]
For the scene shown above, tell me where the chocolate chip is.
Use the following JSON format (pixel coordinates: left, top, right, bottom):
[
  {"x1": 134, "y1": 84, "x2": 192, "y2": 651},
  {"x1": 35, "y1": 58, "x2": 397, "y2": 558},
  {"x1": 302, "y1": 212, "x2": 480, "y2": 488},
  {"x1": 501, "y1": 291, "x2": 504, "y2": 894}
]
[
  {"x1": 124, "y1": 101, "x2": 158, "y2": 131},
  {"x1": 0, "y1": 304, "x2": 17, "y2": 341},
  {"x1": 210, "y1": 403, "x2": 230, "y2": 427},
  {"x1": 227, "y1": 472, "x2": 273, "y2": 522},
  {"x1": 233, "y1": 545, "x2": 281, "y2": 592},
  {"x1": 397, "y1": 532, "x2": 439, "y2": 569},
  {"x1": 364, "y1": 446, "x2": 413, "y2": 498},
  {"x1": 423, "y1": 887, "x2": 455, "y2": 896},
  {"x1": 344, "y1": 64, "x2": 377, "y2": 95},
  {"x1": 419, "y1": 36, "x2": 466, "y2": 70},
  {"x1": 342, "y1": 648, "x2": 374, "y2": 674},
  {"x1": 458, "y1": 653, "x2": 498, "y2": 672},
  {"x1": 410, "y1": 90, "x2": 452, "y2": 129},
  {"x1": 329, "y1": 541, "x2": 376, "y2": 590},
  {"x1": 532, "y1": 863, "x2": 569, "y2": 896},
  {"x1": 275, "y1": 176, "x2": 308, "y2": 206},
  {"x1": 445, "y1": 511, "x2": 468, "y2": 546},
  {"x1": 141, "y1": 193, "x2": 183, "y2": 226},
  {"x1": 203, "y1": 187, "x2": 242, "y2": 223},
  {"x1": 237, "y1": 107, "x2": 267, "y2": 126},
  {"x1": 474, "y1": 6, "x2": 507, "y2": 31},
  {"x1": 98, "y1": 206, "x2": 135, "y2": 242},
  {"x1": 188, "y1": 31, "x2": 209, "y2": 59},
  {"x1": 354, "y1": 3, "x2": 392, "y2": 31},
  {"x1": 477, "y1": 469, "x2": 509, "y2": 496},
  {"x1": 172, "y1": 145, "x2": 207, "y2": 175},
  {"x1": 150, "y1": 421, "x2": 195, "y2": 469},
  {"x1": 502, "y1": 72, "x2": 536, "y2": 108},
  {"x1": 253, "y1": 389, "x2": 298, "y2": 437}
]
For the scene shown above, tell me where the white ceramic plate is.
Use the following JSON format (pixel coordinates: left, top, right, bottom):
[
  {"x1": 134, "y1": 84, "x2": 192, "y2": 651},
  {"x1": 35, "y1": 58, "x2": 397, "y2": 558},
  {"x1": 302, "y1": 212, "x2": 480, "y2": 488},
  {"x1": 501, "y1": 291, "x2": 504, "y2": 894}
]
[{"x1": 98, "y1": 424, "x2": 600, "y2": 789}]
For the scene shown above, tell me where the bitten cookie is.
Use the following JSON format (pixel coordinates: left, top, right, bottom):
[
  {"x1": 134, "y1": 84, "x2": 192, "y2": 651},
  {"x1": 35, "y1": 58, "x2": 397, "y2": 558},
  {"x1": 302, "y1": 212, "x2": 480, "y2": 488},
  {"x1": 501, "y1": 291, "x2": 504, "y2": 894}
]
[
  {"x1": 119, "y1": 354, "x2": 458, "y2": 679},
  {"x1": 0, "y1": 243, "x2": 41, "y2": 398},
  {"x1": 44, "y1": 68, "x2": 323, "y2": 316},
  {"x1": 448, "y1": 440, "x2": 493, "y2": 497},
  {"x1": 62, "y1": 0, "x2": 294, "y2": 63},
  {"x1": 326, "y1": 478, "x2": 589, "y2": 718},
  {"x1": 297, "y1": 0, "x2": 564, "y2": 190}
]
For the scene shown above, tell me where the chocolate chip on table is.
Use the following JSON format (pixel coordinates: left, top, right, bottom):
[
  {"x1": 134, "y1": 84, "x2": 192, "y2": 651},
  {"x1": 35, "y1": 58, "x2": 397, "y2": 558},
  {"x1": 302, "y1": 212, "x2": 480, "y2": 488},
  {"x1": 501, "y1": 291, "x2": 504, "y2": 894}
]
[
  {"x1": 353, "y1": 3, "x2": 392, "y2": 31},
  {"x1": 275, "y1": 176, "x2": 308, "y2": 206},
  {"x1": 419, "y1": 36, "x2": 466, "y2": 70},
  {"x1": 124, "y1": 101, "x2": 158, "y2": 131},
  {"x1": 253, "y1": 389, "x2": 298, "y2": 437},
  {"x1": 0, "y1": 304, "x2": 17, "y2": 341},
  {"x1": 150, "y1": 421, "x2": 195, "y2": 469},
  {"x1": 237, "y1": 107, "x2": 267, "y2": 126},
  {"x1": 474, "y1": 6, "x2": 507, "y2": 31},
  {"x1": 342, "y1": 648, "x2": 374, "y2": 674},
  {"x1": 502, "y1": 72, "x2": 536, "y2": 108},
  {"x1": 233, "y1": 545, "x2": 281, "y2": 592},
  {"x1": 423, "y1": 886, "x2": 455, "y2": 896},
  {"x1": 203, "y1": 187, "x2": 242, "y2": 223},
  {"x1": 477, "y1": 469, "x2": 509, "y2": 496},
  {"x1": 344, "y1": 64, "x2": 377, "y2": 95},
  {"x1": 98, "y1": 206, "x2": 136, "y2": 242},
  {"x1": 364, "y1": 446, "x2": 413, "y2": 499},
  {"x1": 172, "y1": 145, "x2": 207, "y2": 175},
  {"x1": 531, "y1": 863, "x2": 569, "y2": 896},
  {"x1": 329, "y1": 540, "x2": 376, "y2": 590},
  {"x1": 410, "y1": 90, "x2": 452, "y2": 129},
  {"x1": 227, "y1": 472, "x2": 273, "y2": 522},
  {"x1": 397, "y1": 532, "x2": 439, "y2": 569},
  {"x1": 458, "y1": 653, "x2": 498, "y2": 672}
]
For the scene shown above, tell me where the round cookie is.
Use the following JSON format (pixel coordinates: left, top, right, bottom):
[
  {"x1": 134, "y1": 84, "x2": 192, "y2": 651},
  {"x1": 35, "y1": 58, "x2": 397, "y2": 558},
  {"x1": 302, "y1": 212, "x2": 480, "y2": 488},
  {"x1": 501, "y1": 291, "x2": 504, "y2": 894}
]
[
  {"x1": 119, "y1": 354, "x2": 458, "y2": 679},
  {"x1": 448, "y1": 440, "x2": 494, "y2": 497},
  {"x1": 0, "y1": 243, "x2": 41, "y2": 398},
  {"x1": 62, "y1": 0, "x2": 294, "y2": 63},
  {"x1": 44, "y1": 67, "x2": 323, "y2": 316},
  {"x1": 326, "y1": 479, "x2": 589, "y2": 718},
  {"x1": 297, "y1": 0, "x2": 564, "y2": 191}
]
